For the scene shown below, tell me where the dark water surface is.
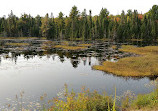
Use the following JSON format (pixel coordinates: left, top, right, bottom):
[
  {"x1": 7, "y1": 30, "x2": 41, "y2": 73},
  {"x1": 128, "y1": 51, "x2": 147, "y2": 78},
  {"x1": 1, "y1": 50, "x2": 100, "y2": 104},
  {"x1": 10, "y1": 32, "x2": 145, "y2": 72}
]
[{"x1": 0, "y1": 49, "x2": 155, "y2": 110}]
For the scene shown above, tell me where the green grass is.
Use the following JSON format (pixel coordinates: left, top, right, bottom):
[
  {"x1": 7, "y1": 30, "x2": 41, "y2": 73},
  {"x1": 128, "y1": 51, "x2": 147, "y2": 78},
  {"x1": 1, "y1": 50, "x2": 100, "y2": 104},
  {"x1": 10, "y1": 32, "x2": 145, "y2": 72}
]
[{"x1": 93, "y1": 45, "x2": 158, "y2": 77}]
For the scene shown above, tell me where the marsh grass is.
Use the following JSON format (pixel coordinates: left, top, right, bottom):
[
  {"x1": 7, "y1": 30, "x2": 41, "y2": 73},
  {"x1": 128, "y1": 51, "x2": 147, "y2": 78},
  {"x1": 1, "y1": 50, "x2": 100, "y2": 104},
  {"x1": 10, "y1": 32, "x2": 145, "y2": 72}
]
[
  {"x1": 120, "y1": 45, "x2": 158, "y2": 55},
  {"x1": 93, "y1": 45, "x2": 158, "y2": 77},
  {"x1": 3, "y1": 83, "x2": 158, "y2": 111},
  {"x1": 41, "y1": 40, "x2": 91, "y2": 50},
  {"x1": 5, "y1": 43, "x2": 30, "y2": 46},
  {"x1": 49, "y1": 85, "x2": 117, "y2": 111},
  {"x1": 120, "y1": 80, "x2": 158, "y2": 111},
  {"x1": 111, "y1": 45, "x2": 117, "y2": 49},
  {"x1": 78, "y1": 44, "x2": 92, "y2": 47},
  {"x1": 54, "y1": 41, "x2": 92, "y2": 50},
  {"x1": 41, "y1": 41, "x2": 55, "y2": 49},
  {"x1": 54, "y1": 45, "x2": 87, "y2": 50}
]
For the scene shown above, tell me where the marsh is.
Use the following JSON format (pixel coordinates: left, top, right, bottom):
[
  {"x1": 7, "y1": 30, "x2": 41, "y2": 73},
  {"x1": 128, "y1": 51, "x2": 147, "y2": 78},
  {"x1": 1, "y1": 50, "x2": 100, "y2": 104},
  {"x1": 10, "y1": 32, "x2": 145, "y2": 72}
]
[{"x1": 0, "y1": 40, "x2": 156, "y2": 110}]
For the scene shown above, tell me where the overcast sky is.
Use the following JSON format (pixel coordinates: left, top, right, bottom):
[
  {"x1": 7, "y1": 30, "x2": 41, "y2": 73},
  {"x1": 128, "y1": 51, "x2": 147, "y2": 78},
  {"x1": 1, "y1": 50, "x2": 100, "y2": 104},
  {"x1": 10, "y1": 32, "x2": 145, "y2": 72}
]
[{"x1": 0, "y1": 0, "x2": 157, "y2": 17}]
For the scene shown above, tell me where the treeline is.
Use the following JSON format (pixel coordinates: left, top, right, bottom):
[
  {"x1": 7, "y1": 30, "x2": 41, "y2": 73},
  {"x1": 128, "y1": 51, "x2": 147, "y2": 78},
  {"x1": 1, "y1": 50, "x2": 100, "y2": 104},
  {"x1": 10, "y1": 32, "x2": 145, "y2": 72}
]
[{"x1": 0, "y1": 5, "x2": 157, "y2": 42}]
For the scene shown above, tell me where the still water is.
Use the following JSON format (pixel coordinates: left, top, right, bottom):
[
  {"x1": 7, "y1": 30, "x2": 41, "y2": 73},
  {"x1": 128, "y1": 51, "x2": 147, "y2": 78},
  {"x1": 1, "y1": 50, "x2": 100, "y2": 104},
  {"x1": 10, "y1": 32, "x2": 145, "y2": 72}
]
[{"x1": 0, "y1": 51, "x2": 154, "y2": 109}]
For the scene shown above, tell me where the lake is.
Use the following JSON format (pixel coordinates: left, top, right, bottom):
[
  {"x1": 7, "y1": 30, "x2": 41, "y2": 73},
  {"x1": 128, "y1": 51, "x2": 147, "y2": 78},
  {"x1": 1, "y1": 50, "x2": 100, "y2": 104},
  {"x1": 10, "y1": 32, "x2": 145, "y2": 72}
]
[{"x1": 0, "y1": 41, "x2": 155, "y2": 110}]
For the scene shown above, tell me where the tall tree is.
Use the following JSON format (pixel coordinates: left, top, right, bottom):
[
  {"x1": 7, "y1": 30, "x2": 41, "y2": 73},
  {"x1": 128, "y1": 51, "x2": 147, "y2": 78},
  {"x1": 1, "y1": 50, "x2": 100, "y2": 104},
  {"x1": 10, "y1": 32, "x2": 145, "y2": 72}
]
[
  {"x1": 99, "y1": 8, "x2": 109, "y2": 39},
  {"x1": 69, "y1": 6, "x2": 79, "y2": 41},
  {"x1": 40, "y1": 13, "x2": 50, "y2": 39},
  {"x1": 57, "y1": 12, "x2": 65, "y2": 41}
]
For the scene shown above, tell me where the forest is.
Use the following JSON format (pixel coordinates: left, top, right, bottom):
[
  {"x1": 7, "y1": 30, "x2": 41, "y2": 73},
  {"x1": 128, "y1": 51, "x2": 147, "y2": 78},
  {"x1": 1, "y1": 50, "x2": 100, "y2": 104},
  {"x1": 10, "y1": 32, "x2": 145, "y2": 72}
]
[{"x1": 0, "y1": 5, "x2": 157, "y2": 43}]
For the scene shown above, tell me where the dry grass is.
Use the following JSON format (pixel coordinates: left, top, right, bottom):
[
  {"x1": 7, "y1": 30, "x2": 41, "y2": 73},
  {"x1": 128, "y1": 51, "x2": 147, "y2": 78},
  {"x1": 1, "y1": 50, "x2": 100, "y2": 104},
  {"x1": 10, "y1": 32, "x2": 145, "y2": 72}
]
[
  {"x1": 5, "y1": 43, "x2": 30, "y2": 46},
  {"x1": 93, "y1": 45, "x2": 158, "y2": 77}
]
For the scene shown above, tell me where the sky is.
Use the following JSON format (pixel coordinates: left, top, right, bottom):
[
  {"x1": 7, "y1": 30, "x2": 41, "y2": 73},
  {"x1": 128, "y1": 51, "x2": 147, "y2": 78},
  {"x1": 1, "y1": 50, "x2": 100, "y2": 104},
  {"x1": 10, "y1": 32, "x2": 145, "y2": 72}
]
[{"x1": 0, "y1": 0, "x2": 157, "y2": 17}]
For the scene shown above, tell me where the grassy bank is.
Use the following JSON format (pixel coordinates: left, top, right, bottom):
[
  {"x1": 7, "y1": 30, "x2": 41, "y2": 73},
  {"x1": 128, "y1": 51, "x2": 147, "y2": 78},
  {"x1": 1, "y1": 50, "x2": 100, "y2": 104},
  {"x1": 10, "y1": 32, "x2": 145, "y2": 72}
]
[
  {"x1": 49, "y1": 85, "x2": 117, "y2": 111},
  {"x1": 49, "y1": 82, "x2": 158, "y2": 111},
  {"x1": 4, "y1": 80, "x2": 158, "y2": 110},
  {"x1": 93, "y1": 45, "x2": 158, "y2": 77}
]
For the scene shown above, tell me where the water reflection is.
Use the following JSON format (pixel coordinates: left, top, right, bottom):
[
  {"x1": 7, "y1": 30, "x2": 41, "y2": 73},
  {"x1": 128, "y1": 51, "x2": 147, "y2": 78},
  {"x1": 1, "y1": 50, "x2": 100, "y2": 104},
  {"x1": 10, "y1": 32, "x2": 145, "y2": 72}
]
[
  {"x1": 0, "y1": 49, "x2": 156, "y2": 110},
  {"x1": 0, "y1": 50, "x2": 157, "y2": 81}
]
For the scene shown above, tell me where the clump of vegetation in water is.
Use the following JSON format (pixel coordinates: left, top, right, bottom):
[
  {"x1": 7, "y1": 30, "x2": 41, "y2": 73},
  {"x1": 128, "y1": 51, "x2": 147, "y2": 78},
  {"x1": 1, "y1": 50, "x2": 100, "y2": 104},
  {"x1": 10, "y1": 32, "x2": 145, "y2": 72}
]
[
  {"x1": 5, "y1": 42, "x2": 30, "y2": 46},
  {"x1": 78, "y1": 44, "x2": 92, "y2": 47},
  {"x1": 49, "y1": 84, "x2": 117, "y2": 111},
  {"x1": 111, "y1": 45, "x2": 117, "y2": 49},
  {"x1": 41, "y1": 41, "x2": 91, "y2": 50},
  {"x1": 54, "y1": 45, "x2": 88, "y2": 50},
  {"x1": 54, "y1": 42, "x2": 91, "y2": 51},
  {"x1": 41, "y1": 41, "x2": 55, "y2": 49},
  {"x1": 93, "y1": 45, "x2": 158, "y2": 77}
]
